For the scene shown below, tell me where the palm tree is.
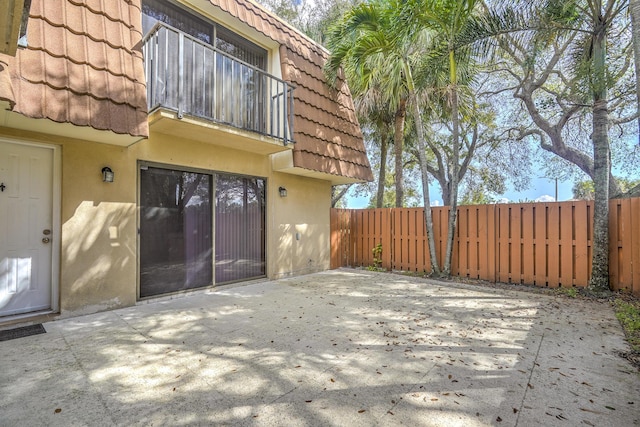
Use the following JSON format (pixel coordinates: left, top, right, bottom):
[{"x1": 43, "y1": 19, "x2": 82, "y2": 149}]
[
  {"x1": 355, "y1": 89, "x2": 394, "y2": 208},
  {"x1": 325, "y1": 3, "x2": 410, "y2": 208},
  {"x1": 400, "y1": 0, "x2": 484, "y2": 275},
  {"x1": 325, "y1": 0, "x2": 441, "y2": 273}
]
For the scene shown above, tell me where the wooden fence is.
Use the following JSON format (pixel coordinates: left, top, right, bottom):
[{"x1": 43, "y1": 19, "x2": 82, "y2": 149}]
[{"x1": 330, "y1": 198, "x2": 640, "y2": 295}]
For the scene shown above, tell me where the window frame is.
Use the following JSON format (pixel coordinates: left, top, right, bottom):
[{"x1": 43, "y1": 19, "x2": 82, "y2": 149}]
[{"x1": 141, "y1": 0, "x2": 268, "y2": 71}]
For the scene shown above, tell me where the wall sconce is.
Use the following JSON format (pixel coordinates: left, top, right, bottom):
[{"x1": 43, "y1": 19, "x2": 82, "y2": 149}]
[
  {"x1": 102, "y1": 167, "x2": 114, "y2": 183},
  {"x1": 278, "y1": 186, "x2": 287, "y2": 197}
]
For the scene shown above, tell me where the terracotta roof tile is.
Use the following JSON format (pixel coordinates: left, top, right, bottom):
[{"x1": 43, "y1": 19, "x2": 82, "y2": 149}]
[
  {"x1": 211, "y1": 0, "x2": 371, "y2": 181},
  {"x1": 0, "y1": 58, "x2": 16, "y2": 108},
  {"x1": 6, "y1": 0, "x2": 148, "y2": 138}
]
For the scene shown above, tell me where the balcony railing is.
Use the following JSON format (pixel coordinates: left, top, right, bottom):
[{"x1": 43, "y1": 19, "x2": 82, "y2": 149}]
[{"x1": 142, "y1": 23, "x2": 294, "y2": 145}]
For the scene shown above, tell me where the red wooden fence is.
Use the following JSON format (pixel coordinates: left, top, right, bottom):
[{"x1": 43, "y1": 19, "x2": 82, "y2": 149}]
[{"x1": 330, "y1": 198, "x2": 640, "y2": 295}]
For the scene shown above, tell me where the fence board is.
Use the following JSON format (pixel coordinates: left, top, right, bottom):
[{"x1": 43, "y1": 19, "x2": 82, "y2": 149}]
[
  {"x1": 547, "y1": 204, "x2": 560, "y2": 287},
  {"x1": 486, "y1": 205, "x2": 497, "y2": 282},
  {"x1": 394, "y1": 209, "x2": 408, "y2": 271},
  {"x1": 382, "y1": 209, "x2": 392, "y2": 269},
  {"x1": 609, "y1": 201, "x2": 620, "y2": 289},
  {"x1": 631, "y1": 198, "x2": 640, "y2": 293},
  {"x1": 533, "y1": 204, "x2": 545, "y2": 286},
  {"x1": 458, "y1": 207, "x2": 469, "y2": 277},
  {"x1": 559, "y1": 203, "x2": 574, "y2": 287},
  {"x1": 467, "y1": 207, "x2": 479, "y2": 278},
  {"x1": 521, "y1": 204, "x2": 535, "y2": 284},
  {"x1": 496, "y1": 205, "x2": 509, "y2": 283},
  {"x1": 615, "y1": 199, "x2": 633, "y2": 291},
  {"x1": 573, "y1": 201, "x2": 590, "y2": 286},
  {"x1": 415, "y1": 209, "x2": 426, "y2": 272},
  {"x1": 512, "y1": 205, "x2": 523, "y2": 283},
  {"x1": 331, "y1": 198, "x2": 639, "y2": 295}
]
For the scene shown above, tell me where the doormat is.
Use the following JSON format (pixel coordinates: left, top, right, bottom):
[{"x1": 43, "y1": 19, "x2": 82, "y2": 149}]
[{"x1": 0, "y1": 324, "x2": 46, "y2": 342}]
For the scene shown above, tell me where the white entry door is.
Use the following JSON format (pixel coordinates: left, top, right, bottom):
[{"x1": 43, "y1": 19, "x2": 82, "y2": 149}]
[{"x1": 0, "y1": 141, "x2": 54, "y2": 317}]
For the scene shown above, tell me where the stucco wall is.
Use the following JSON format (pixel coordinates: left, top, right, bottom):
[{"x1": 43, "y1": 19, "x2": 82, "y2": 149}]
[{"x1": 0, "y1": 126, "x2": 332, "y2": 317}]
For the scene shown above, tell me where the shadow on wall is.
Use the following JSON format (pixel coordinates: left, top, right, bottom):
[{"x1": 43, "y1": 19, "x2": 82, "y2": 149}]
[
  {"x1": 275, "y1": 222, "x2": 329, "y2": 278},
  {"x1": 61, "y1": 200, "x2": 137, "y2": 314}
]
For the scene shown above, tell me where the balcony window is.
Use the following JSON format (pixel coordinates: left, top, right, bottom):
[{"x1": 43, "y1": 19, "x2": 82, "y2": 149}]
[
  {"x1": 141, "y1": 0, "x2": 294, "y2": 144},
  {"x1": 142, "y1": 0, "x2": 266, "y2": 70}
]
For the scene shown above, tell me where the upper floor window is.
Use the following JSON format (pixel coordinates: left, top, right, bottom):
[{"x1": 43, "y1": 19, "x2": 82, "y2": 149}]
[{"x1": 141, "y1": 0, "x2": 267, "y2": 70}]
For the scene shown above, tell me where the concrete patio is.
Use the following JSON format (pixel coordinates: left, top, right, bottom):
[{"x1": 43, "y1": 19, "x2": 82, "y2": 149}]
[{"x1": 1, "y1": 269, "x2": 638, "y2": 426}]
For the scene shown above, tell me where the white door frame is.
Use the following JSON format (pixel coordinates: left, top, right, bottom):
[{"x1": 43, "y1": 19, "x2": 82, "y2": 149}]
[{"x1": 0, "y1": 137, "x2": 61, "y2": 317}]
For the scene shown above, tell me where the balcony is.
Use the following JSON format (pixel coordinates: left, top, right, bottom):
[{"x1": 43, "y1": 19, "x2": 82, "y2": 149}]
[{"x1": 142, "y1": 23, "x2": 294, "y2": 150}]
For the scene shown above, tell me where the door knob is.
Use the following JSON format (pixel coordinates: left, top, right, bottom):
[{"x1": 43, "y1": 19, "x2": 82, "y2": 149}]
[{"x1": 42, "y1": 237, "x2": 50, "y2": 244}]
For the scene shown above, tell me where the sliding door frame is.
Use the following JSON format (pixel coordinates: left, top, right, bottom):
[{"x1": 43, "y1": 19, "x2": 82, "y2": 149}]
[{"x1": 136, "y1": 160, "x2": 267, "y2": 300}]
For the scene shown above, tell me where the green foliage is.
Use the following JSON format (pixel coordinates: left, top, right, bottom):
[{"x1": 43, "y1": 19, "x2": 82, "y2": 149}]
[
  {"x1": 573, "y1": 177, "x2": 640, "y2": 200},
  {"x1": 555, "y1": 287, "x2": 578, "y2": 298},
  {"x1": 572, "y1": 180, "x2": 595, "y2": 200},
  {"x1": 367, "y1": 243, "x2": 384, "y2": 271},
  {"x1": 614, "y1": 298, "x2": 640, "y2": 351}
]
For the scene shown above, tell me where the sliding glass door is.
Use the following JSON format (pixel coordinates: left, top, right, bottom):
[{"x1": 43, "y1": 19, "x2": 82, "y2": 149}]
[
  {"x1": 215, "y1": 174, "x2": 265, "y2": 283},
  {"x1": 140, "y1": 166, "x2": 213, "y2": 298},
  {"x1": 139, "y1": 165, "x2": 265, "y2": 298}
]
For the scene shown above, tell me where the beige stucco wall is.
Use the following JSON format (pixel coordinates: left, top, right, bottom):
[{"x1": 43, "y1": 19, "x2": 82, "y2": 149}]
[{"x1": 0, "y1": 125, "x2": 331, "y2": 317}]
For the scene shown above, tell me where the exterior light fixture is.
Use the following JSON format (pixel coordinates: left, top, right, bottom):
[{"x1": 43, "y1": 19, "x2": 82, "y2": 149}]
[
  {"x1": 102, "y1": 167, "x2": 114, "y2": 183},
  {"x1": 278, "y1": 186, "x2": 287, "y2": 197}
]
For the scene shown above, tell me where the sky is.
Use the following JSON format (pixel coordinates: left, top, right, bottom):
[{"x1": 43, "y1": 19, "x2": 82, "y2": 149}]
[{"x1": 345, "y1": 176, "x2": 575, "y2": 208}]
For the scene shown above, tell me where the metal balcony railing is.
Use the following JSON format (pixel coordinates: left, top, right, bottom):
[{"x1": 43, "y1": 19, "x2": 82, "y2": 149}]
[{"x1": 142, "y1": 23, "x2": 294, "y2": 145}]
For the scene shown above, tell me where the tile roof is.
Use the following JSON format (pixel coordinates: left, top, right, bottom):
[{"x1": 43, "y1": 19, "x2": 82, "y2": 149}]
[
  {"x1": 0, "y1": 0, "x2": 371, "y2": 181},
  {"x1": 0, "y1": 0, "x2": 148, "y2": 138},
  {"x1": 211, "y1": 0, "x2": 373, "y2": 182}
]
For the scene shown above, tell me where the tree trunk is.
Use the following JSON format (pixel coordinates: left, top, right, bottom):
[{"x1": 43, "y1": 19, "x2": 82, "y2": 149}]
[
  {"x1": 376, "y1": 126, "x2": 389, "y2": 208},
  {"x1": 394, "y1": 99, "x2": 407, "y2": 207},
  {"x1": 331, "y1": 184, "x2": 353, "y2": 208},
  {"x1": 588, "y1": 18, "x2": 610, "y2": 293},
  {"x1": 443, "y1": 52, "x2": 460, "y2": 276},
  {"x1": 630, "y1": 0, "x2": 640, "y2": 144},
  {"x1": 410, "y1": 94, "x2": 440, "y2": 275}
]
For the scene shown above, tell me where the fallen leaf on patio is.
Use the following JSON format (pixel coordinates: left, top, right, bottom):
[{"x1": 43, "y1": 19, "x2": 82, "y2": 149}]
[
  {"x1": 448, "y1": 374, "x2": 452, "y2": 379},
  {"x1": 305, "y1": 400, "x2": 313, "y2": 403},
  {"x1": 330, "y1": 378, "x2": 335, "y2": 382},
  {"x1": 513, "y1": 408, "x2": 518, "y2": 413},
  {"x1": 581, "y1": 382, "x2": 592, "y2": 387},
  {"x1": 604, "y1": 406, "x2": 616, "y2": 411},
  {"x1": 387, "y1": 410, "x2": 394, "y2": 415},
  {"x1": 579, "y1": 408, "x2": 603, "y2": 414},
  {"x1": 295, "y1": 365, "x2": 301, "y2": 368},
  {"x1": 54, "y1": 408, "x2": 61, "y2": 414},
  {"x1": 527, "y1": 383, "x2": 534, "y2": 389},
  {"x1": 358, "y1": 409, "x2": 366, "y2": 413},
  {"x1": 496, "y1": 416, "x2": 502, "y2": 422},
  {"x1": 173, "y1": 388, "x2": 176, "y2": 391}
]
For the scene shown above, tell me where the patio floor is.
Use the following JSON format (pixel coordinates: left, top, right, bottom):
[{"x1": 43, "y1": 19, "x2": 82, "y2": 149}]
[{"x1": 1, "y1": 269, "x2": 638, "y2": 426}]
